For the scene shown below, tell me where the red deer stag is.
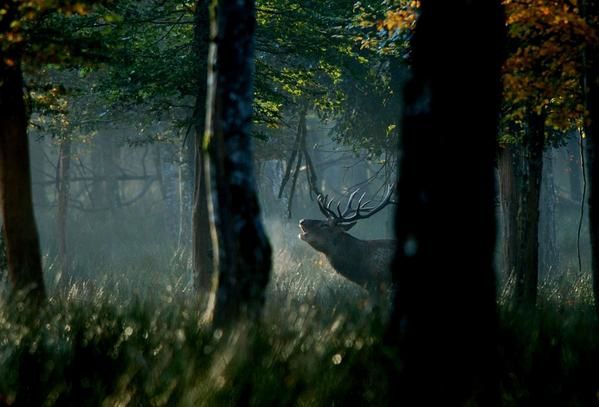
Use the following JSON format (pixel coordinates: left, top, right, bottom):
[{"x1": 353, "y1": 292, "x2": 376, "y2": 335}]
[{"x1": 298, "y1": 186, "x2": 395, "y2": 302}]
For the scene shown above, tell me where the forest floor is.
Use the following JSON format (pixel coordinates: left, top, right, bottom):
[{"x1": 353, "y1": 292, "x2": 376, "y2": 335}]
[{"x1": 0, "y1": 247, "x2": 598, "y2": 406}]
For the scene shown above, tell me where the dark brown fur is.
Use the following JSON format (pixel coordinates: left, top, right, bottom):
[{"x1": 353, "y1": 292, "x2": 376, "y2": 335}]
[{"x1": 298, "y1": 219, "x2": 395, "y2": 298}]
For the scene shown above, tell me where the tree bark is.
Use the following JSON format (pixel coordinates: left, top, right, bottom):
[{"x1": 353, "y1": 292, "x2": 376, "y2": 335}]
[
  {"x1": 191, "y1": 0, "x2": 214, "y2": 304},
  {"x1": 566, "y1": 131, "x2": 583, "y2": 203},
  {"x1": 583, "y1": 0, "x2": 599, "y2": 315},
  {"x1": 386, "y1": 1, "x2": 505, "y2": 404},
  {"x1": 205, "y1": 0, "x2": 272, "y2": 327},
  {"x1": 0, "y1": 60, "x2": 46, "y2": 306},
  {"x1": 498, "y1": 145, "x2": 519, "y2": 280},
  {"x1": 176, "y1": 144, "x2": 192, "y2": 251},
  {"x1": 57, "y1": 137, "x2": 71, "y2": 275},
  {"x1": 498, "y1": 113, "x2": 546, "y2": 307},
  {"x1": 539, "y1": 147, "x2": 559, "y2": 277},
  {"x1": 154, "y1": 144, "x2": 167, "y2": 200},
  {"x1": 29, "y1": 137, "x2": 49, "y2": 208},
  {"x1": 513, "y1": 110, "x2": 545, "y2": 307}
]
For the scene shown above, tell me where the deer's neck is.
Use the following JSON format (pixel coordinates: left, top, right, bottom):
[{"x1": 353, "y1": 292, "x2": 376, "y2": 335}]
[{"x1": 325, "y1": 234, "x2": 372, "y2": 286}]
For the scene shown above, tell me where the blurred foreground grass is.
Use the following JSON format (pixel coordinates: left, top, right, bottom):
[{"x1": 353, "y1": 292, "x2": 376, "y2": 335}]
[{"x1": 0, "y1": 248, "x2": 598, "y2": 406}]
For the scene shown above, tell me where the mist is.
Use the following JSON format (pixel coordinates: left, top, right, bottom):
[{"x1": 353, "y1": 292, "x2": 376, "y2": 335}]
[{"x1": 0, "y1": 1, "x2": 597, "y2": 405}]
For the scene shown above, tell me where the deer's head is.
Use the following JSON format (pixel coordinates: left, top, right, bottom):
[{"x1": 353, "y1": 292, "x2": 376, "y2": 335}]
[{"x1": 298, "y1": 186, "x2": 393, "y2": 254}]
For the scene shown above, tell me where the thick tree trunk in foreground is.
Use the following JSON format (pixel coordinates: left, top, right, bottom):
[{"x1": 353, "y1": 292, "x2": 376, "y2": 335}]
[
  {"x1": 205, "y1": 0, "x2": 272, "y2": 326},
  {"x1": 0, "y1": 61, "x2": 46, "y2": 305},
  {"x1": 57, "y1": 138, "x2": 72, "y2": 275},
  {"x1": 584, "y1": 0, "x2": 599, "y2": 315},
  {"x1": 387, "y1": 1, "x2": 505, "y2": 404},
  {"x1": 587, "y1": 127, "x2": 599, "y2": 316},
  {"x1": 191, "y1": 0, "x2": 214, "y2": 303}
]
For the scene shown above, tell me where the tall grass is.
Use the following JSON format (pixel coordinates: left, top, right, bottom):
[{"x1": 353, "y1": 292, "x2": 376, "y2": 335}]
[{"x1": 0, "y1": 236, "x2": 597, "y2": 405}]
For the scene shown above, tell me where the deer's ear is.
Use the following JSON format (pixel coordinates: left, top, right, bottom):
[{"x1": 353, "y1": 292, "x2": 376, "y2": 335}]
[{"x1": 340, "y1": 222, "x2": 357, "y2": 231}]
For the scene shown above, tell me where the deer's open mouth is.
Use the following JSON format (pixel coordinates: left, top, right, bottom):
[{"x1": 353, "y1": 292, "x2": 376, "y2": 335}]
[{"x1": 298, "y1": 224, "x2": 308, "y2": 239}]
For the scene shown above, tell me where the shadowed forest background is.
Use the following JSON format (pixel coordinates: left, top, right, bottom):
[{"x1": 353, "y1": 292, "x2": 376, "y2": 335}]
[{"x1": 0, "y1": 0, "x2": 598, "y2": 406}]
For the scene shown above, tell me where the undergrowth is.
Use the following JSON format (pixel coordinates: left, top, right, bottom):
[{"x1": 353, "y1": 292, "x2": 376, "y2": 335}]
[{"x1": 0, "y1": 247, "x2": 597, "y2": 406}]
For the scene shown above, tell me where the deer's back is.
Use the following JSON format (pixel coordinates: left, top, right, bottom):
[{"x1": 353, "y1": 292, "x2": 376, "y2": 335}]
[
  {"x1": 365, "y1": 239, "x2": 395, "y2": 285},
  {"x1": 367, "y1": 239, "x2": 396, "y2": 272}
]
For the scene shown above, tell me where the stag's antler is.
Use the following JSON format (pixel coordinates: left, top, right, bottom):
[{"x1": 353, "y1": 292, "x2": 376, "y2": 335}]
[{"x1": 316, "y1": 185, "x2": 394, "y2": 224}]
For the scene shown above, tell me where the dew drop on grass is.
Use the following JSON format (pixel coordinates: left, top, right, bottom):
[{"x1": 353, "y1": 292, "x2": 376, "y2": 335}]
[
  {"x1": 124, "y1": 326, "x2": 133, "y2": 338},
  {"x1": 332, "y1": 353, "x2": 342, "y2": 365},
  {"x1": 213, "y1": 329, "x2": 223, "y2": 341}
]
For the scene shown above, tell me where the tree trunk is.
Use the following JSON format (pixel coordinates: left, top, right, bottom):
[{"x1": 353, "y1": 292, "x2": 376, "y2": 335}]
[
  {"x1": 90, "y1": 133, "x2": 119, "y2": 261},
  {"x1": 587, "y1": 128, "x2": 599, "y2": 316},
  {"x1": 539, "y1": 147, "x2": 559, "y2": 277},
  {"x1": 498, "y1": 145, "x2": 519, "y2": 281},
  {"x1": 57, "y1": 137, "x2": 71, "y2": 275},
  {"x1": 191, "y1": 0, "x2": 214, "y2": 304},
  {"x1": 513, "y1": 110, "x2": 545, "y2": 307},
  {"x1": 154, "y1": 144, "x2": 167, "y2": 200},
  {"x1": 205, "y1": 0, "x2": 272, "y2": 327},
  {"x1": 583, "y1": 0, "x2": 599, "y2": 315},
  {"x1": 566, "y1": 131, "x2": 583, "y2": 203},
  {"x1": 192, "y1": 137, "x2": 213, "y2": 301},
  {"x1": 498, "y1": 114, "x2": 545, "y2": 307},
  {"x1": 29, "y1": 137, "x2": 49, "y2": 208},
  {"x1": 386, "y1": 1, "x2": 505, "y2": 404},
  {"x1": 0, "y1": 60, "x2": 46, "y2": 306},
  {"x1": 90, "y1": 133, "x2": 120, "y2": 213},
  {"x1": 160, "y1": 144, "x2": 181, "y2": 241},
  {"x1": 176, "y1": 144, "x2": 193, "y2": 251},
  {"x1": 90, "y1": 138, "x2": 103, "y2": 209}
]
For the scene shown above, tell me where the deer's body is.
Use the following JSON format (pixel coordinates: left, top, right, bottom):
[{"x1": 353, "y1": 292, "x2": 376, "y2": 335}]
[
  {"x1": 323, "y1": 234, "x2": 394, "y2": 291},
  {"x1": 298, "y1": 187, "x2": 396, "y2": 300}
]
